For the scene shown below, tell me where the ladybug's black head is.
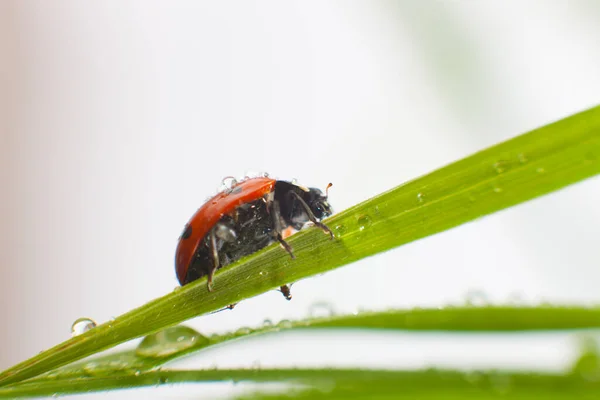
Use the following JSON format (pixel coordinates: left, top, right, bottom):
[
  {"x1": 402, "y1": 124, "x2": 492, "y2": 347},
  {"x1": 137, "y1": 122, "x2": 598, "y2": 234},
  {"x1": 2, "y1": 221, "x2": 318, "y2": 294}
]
[
  {"x1": 302, "y1": 185, "x2": 333, "y2": 221},
  {"x1": 275, "y1": 181, "x2": 333, "y2": 230}
]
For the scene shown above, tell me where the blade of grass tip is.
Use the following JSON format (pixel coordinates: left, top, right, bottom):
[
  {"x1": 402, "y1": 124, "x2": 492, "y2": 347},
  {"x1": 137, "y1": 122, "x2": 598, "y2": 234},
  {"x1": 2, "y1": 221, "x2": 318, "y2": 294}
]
[{"x1": 1, "y1": 105, "x2": 600, "y2": 386}]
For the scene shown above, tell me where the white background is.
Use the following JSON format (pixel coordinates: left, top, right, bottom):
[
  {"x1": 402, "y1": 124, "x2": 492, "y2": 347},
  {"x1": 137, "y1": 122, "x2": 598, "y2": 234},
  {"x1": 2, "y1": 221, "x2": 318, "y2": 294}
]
[{"x1": 1, "y1": 1, "x2": 600, "y2": 398}]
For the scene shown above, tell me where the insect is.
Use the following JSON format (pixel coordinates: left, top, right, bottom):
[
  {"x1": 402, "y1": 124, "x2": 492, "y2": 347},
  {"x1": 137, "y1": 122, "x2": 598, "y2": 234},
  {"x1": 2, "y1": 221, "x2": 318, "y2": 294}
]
[{"x1": 175, "y1": 176, "x2": 333, "y2": 299}]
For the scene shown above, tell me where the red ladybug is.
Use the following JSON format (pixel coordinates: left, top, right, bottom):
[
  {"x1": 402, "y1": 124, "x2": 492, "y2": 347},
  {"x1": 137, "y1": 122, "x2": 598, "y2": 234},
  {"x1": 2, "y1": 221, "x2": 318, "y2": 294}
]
[{"x1": 175, "y1": 176, "x2": 333, "y2": 299}]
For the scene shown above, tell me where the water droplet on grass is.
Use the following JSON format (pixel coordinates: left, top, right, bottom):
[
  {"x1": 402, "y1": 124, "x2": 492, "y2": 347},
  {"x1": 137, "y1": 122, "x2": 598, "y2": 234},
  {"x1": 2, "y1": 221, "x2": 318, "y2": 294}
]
[
  {"x1": 136, "y1": 326, "x2": 208, "y2": 358},
  {"x1": 464, "y1": 290, "x2": 489, "y2": 307},
  {"x1": 262, "y1": 319, "x2": 273, "y2": 327},
  {"x1": 309, "y1": 302, "x2": 335, "y2": 318},
  {"x1": 71, "y1": 318, "x2": 97, "y2": 337},
  {"x1": 335, "y1": 224, "x2": 347, "y2": 237},
  {"x1": 572, "y1": 337, "x2": 600, "y2": 381},
  {"x1": 235, "y1": 327, "x2": 252, "y2": 335},
  {"x1": 493, "y1": 161, "x2": 506, "y2": 173},
  {"x1": 417, "y1": 193, "x2": 425, "y2": 203},
  {"x1": 278, "y1": 320, "x2": 293, "y2": 329},
  {"x1": 357, "y1": 215, "x2": 372, "y2": 231}
]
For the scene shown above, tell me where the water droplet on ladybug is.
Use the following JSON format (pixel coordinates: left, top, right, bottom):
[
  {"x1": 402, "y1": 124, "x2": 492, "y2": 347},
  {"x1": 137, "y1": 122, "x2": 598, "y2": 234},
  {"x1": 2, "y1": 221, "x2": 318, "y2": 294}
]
[
  {"x1": 221, "y1": 176, "x2": 238, "y2": 190},
  {"x1": 71, "y1": 317, "x2": 97, "y2": 337}
]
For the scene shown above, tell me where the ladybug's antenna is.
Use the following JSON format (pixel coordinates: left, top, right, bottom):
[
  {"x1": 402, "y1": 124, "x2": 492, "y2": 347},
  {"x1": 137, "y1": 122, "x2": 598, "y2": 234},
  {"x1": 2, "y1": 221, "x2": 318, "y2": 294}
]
[{"x1": 325, "y1": 183, "x2": 333, "y2": 198}]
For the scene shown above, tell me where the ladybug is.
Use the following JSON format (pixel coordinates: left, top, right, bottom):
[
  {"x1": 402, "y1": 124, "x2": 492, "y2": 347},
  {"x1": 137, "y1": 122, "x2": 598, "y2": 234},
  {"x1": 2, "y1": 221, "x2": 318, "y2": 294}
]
[{"x1": 175, "y1": 176, "x2": 333, "y2": 299}]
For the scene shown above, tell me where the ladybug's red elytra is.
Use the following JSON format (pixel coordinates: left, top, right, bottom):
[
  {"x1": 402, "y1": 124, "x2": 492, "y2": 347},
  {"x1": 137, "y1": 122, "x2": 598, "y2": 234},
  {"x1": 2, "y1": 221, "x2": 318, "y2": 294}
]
[{"x1": 175, "y1": 176, "x2": 333, "y2": 299}]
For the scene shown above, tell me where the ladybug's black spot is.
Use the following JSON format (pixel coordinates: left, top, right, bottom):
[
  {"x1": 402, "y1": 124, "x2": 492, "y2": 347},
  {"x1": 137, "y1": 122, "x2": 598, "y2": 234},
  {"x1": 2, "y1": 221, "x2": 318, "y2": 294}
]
[{"x1": 180, "y1": 224, "x2": 192, "y2": 240}]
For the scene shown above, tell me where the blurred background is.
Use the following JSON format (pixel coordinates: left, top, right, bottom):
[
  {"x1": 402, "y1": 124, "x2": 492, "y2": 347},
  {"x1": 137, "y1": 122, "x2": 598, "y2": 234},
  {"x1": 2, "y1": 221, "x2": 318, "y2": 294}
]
[{"x1": 1, "y1": 1, "x2": 600, "y2": 398}]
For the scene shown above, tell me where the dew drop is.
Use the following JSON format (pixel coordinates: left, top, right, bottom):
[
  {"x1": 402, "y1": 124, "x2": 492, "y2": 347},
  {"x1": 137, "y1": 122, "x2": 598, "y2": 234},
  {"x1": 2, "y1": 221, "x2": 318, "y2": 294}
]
[
  {"x1": 309, "y1": 302, "x2": 336, "y2": 318},
  {"x1": 71, "y1": 317, "x2": 97, "y2": 337},
  {"x1": 506, "y1": 291, "x2": 526, "y2": 306},
  {"x1": 571, "y1": 337, "x2": 600, "y2": 382},
  {"x1": 417, "y1": 193, "x2": 425, "y2": 203},
  {"x1": 82, "y1": 361, "x2": 101, "y2": 376},
  {"x1": 291, "y1": 178, "x2": 298, "y2": 185},
  {"x1": 493, "y1": 186, "x2": 503, "y2": 193},
  {"x1": 464, "y1": 290, "x2": 489, "y2": 307},
  {"x1": 493, "y1": 161, "x2": 506, "y2": 174},
  {"x1": 334, "y1": 224, "x2": 347, "y2": 237},
  {"x1": 262, "y1": 172, "x2": 270, "y2": 178},
  {"x1": 277, "y1": 319, "x2": 293, "y2": 329},
  {"x1": 235, "y1": 327, "x2": 252, "y2": 336},
  {"x1": 135, "y1": 326, "x2": 208, "y2": 359},
  {"x1": 357, "y1": 215, "x2": 372, "y2": 232},
  {"x1": 262, "y1": 319, "x2": 273, "y2": 328},
  {"x1": 221, "y1": 176, "x2": 238, "y2": 190}
]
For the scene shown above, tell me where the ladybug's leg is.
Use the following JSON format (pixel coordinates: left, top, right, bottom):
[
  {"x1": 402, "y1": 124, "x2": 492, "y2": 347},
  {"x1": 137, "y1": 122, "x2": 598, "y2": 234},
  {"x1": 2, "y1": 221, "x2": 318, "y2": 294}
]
[
  {"x1": 290, "y1": 192, "x2": 334, "y2": 239},
  {"x1": 206, "y1": 229, "x2": 220, "y2": 291},
  {"x1": 270, "y1": 199, "x2": 295, "y2": 259},
  {"x1": 279, "y1": 284, "x2": 292, "y2": 300},
  {"x1": 209, "y1": 303, "x2": 238, "y2": 314}
]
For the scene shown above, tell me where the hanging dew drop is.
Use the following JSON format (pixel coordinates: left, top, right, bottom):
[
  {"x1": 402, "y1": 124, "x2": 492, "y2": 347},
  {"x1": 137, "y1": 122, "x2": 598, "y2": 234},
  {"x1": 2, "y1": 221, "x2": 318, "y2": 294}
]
[
  {"x1": 135, "y1": 326, "x2": 208, "y2": 358},
  {"x1": 71, "y1": 317, "x2": 97, "y2": 337}
]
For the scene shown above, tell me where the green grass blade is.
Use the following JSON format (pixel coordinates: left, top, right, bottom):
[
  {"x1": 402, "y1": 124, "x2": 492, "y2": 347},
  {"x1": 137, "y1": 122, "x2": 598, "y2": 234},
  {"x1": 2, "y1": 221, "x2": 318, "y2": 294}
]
[
  {"x1": 1, "y1": 368, "x2": 599, "y2": 399},
  {"x1": 1, "y1": 105, "x2": 599, "y2": 387},
  {"x1": 13, "y1": 306, "x2": 600, "y2": 391}
]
